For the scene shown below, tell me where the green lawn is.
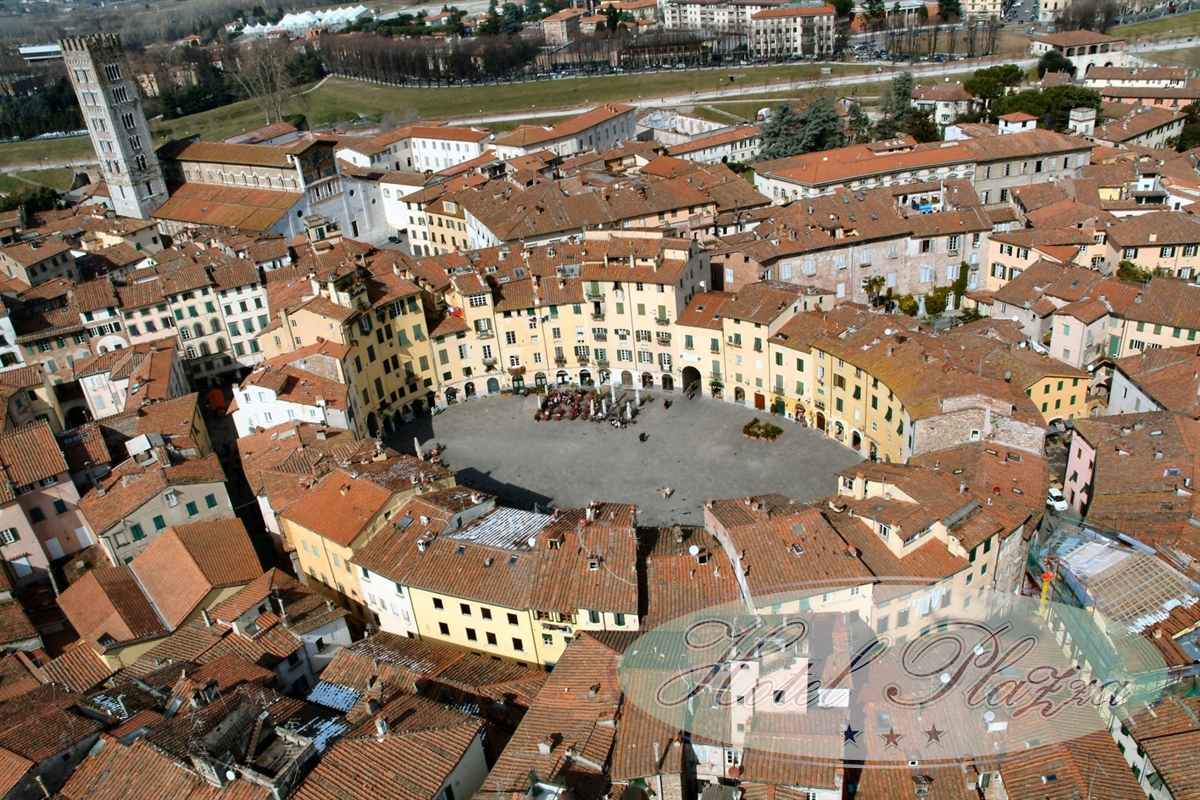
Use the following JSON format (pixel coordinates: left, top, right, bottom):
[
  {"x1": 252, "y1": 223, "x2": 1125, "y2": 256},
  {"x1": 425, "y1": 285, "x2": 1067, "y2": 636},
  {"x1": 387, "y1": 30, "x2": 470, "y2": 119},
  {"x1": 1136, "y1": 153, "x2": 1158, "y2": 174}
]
[
  {"x1": 1114, "y1": 8, "x2": 1200, "y2": 38},
  {"x1": 0, "y1": 175, "x2": 28, "y2": 194},
  {"x1": 16, "y1": 168, "x2": 76, "y2": 191},
  {"x1": 0, "y1": 136, "x2": 95, "y2": 168}
]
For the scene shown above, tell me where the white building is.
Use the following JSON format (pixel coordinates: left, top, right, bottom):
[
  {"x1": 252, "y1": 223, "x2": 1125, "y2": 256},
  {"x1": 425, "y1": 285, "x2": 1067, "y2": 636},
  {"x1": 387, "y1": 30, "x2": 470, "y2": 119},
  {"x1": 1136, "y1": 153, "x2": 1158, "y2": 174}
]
[
  {"x1": 490, "y1": 104, "x2": 638, "y2": 160},
  {"x1": 336, "y1": 126, "x2": 492, "y2": 173},
  {"x1": 748, "y1": 3, "x2": 837, "y2": 60},
  {"x1": 239, "y1": 4, "x2": 369, "y2": 38}
]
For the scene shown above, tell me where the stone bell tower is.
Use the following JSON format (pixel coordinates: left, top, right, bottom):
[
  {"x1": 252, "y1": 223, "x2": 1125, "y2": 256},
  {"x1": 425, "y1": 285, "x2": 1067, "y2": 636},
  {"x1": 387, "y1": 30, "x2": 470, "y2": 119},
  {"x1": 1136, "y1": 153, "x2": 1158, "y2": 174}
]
[{"x1": 60, "y1": 34, "x2": 168, "y2": 219}]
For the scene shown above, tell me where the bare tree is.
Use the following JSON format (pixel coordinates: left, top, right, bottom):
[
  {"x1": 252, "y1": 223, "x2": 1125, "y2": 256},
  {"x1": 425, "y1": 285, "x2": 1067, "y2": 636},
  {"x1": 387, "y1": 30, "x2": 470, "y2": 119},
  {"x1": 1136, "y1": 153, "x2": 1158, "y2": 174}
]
[{"x1": 229, "y1": 38, "x2": 295, "y2": 125}]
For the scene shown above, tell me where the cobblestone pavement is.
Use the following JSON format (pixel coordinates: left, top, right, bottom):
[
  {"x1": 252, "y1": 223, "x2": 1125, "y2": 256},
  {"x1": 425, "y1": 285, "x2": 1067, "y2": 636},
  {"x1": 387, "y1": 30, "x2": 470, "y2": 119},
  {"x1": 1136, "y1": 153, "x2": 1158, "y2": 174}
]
[{"x1": 393, "y1": 391, "x2": 864, "y2": 527}]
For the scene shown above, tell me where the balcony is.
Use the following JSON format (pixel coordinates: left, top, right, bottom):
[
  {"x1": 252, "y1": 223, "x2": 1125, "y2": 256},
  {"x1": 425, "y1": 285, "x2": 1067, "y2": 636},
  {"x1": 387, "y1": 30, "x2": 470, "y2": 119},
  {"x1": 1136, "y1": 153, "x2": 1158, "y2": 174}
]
[
  {"x1": 483, "y1": 357, "x2": 497, "y2": 366},
  {"x1": 711, "y1": 347, "x2": 721, "y2": 354},
  {"x1": 655, "y1": 317, "x2": 670, "y2": 326},
  {"x1": 476, "y1": 330, "x2": 494, "y2": 340},
  {"x1": 596, "y1": 359, "x2": 609, "y2": 367},
  {"x1": 657, "y1": 334, "x2": 672, "y2": 345},
  {"x1": 591, "y1": 313, "x2": 605, "y2": 322},
  {"x1": 594, "y1": 334, "x2": 608, "y2": 342},
  {"x1": 586, "y1": 292, "x2": 605, "y2": 302}
]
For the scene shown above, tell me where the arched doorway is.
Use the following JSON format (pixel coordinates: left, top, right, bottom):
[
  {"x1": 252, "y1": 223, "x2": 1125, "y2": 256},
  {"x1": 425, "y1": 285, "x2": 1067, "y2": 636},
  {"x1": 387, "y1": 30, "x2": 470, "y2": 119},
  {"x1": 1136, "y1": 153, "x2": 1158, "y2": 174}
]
[
  {"x1": 465, "y1": 381, "x2": 476, "y2": 398},
  {"x1": 384, "y1": 415, "x2": 396, "y2": 433},
  {"x1": 753, "y1": 392, "x2": 765, "y2": 410},
  {"x1": 412, "y1": 398, "x2": 425, "y2": 415},
  {"x1": 446, "y1": 387, "x2": 459, "y2": 404},
  {"x1": 774, "y1": 398, "x2": 786, "y2": 416},
  {"x1": 392, "y1": 411, "x2": 404, "y2": 430},
  {"x1": 621, "y1": 370, "x2": 634, "y2": 387},
  {"x1": 512, "y1": 376, "x2": 525, "y2": 391},
  {"x1": 834, "y1": 421, "x2": 845, "y2": 442},
  {"x1": 487, "y1": 378, "x2": 500, "y2": 394},
  {"x1": 816, "y1": 412, "x2": 826, "y2": 431},
  {"x1": 534, "y1": 372, "x2": 547, "y2": 388},
  {"x1": 367, "y1": 412, "x2": 379, "y2": 437},
  {"x1": 851, "y1": 430, "x2": 862, "y2": 450},
  {"x1": 579, "y1": 370, "x2": 592, "y2": 386},
  {"x1": 662, "y1": 374, "x2": 673, "y2": 391},
  {"x1": 681, "y1": 366, "x2": 701, "y2": 394},
  {"x1": 556, "y1": 370, "x2": 569, "y2": 385},
  {"x1": 734, "y1": 387, "x2": 746, "y2": 404},
  {"x1": 641, "y1": 372, "x2": 654, "y2": 388},
  {"x1": 64, "y1": 406, "x2": 90, "y2": 428}
]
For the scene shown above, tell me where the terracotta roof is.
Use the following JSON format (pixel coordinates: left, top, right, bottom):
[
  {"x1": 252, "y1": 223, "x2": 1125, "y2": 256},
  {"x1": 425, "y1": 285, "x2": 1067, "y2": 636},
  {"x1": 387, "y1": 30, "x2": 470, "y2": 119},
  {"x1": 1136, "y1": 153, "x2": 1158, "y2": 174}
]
[
  {"x1": 0, "y1": 600, "x2": 36, "y2": 648},
  {"x1": 57, "y1": 736, "x2": 272, "y2": 800},
  {"x1": 493, "y1": 104, "x2": 634, "y2": 149},
  {"x1": 477, "y1": 634, "x2": 621, "y2": 800},
  {"x1": 157, "y1": 137, "x2": 317, "y2": 168},
  {"x1": 0, "y1": 651, "x2": 45, "y2": 701},
  {"x1": 751, "y1": 3, "x2": 834, "y2": 16},
  {"x1": 293, "y1": 698, "x2": 482, "y2": 800},
  {"x1": 154, "y1": 182, "x2": 301, "y2": 233},
  {"x1": 677, "y1": 291, "x2": 736, "y2": 330},
  {"x1": 0, "y1": 684, "x2": 106, "y2": 763},
  {"x1": 641, "y1": 526, "x2": 740, "y2": 624},
  {"x1": 59, "y1": 566, "x2": 168, "y2": 647},
  {"x1": 78, "y1": 452, "x2": 227, "y2": 535},
  {"x1": 1094, "y1": 106, "x2": 1184, "y2": 143},
  {"x1": 1034, "y1": 28, "x2": 1124, "y2": 47},
  {"x1": 282, "y1": 468, "x2": 395, "y2": 547},
  {"x1": 239, "y1": 363, "x2": 349, "y2": 411},
  {"x1": 131, "y1": 519, "x2": 263, "y2": 630},
  {"x1": 1112, "y1": 343, "x2": 1200, "y2": 417},
  {"x1": 41, "y1": 638, "x2": 113, "y2": 692},
  {"x1": 757, "y1": 141, "x2": 974, "y2": 189},
  {"x1": 996, "y1": 735, "x2": 1143, "y2": 800},
  {"x1": 723, "y1": 281, "x2": 808, "y2": 325},
  {"x1": 0, "y1": 420, "x2": 66, "y2": 492},
  {"x1": 1107, "y1": 211, "x2": 1200, "y2": 248},
  {"x1": 912, "y1": 82, "x2": 974, "y2": 103},
  {"x1": 1123, "y1": 276, "x2": 1200, "y2": 330}
]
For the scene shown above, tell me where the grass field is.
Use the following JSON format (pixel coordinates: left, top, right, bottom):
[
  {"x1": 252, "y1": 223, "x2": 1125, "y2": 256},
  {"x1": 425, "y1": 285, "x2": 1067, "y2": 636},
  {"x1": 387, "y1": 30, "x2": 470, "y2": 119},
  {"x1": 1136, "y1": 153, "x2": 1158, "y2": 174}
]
[
  {"x1": 17, "y1": 168, "x2": 76, "y2": 191},
  {"x1": 1114, "y1": 8, "x2": 1200, "y2": 38},
  {"x1": 0, "y1": 175, "x2": 27, "y2": 194}
]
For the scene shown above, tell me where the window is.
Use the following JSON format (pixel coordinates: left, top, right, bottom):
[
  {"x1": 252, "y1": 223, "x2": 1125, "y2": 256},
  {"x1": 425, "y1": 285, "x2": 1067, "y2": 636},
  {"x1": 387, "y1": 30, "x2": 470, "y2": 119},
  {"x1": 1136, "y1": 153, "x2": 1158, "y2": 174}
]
[
  {"x1": 466, "y1": 628, "x2": 478, "y2": 641},
  {"x1": 433, "y1": 597, "x2": 444, "y2": 610},
  {"x1": 1161, "y1": 246, "x2": 1176, "y2": 258},
  {"x1": 130, "y1": 523, "x2": 144, "y2": 540},
  {"x1": 53, "y1": 499, "x2": 67, "y2": 514},
  {"x1": 460, "y1": 602, "x2": 471, "y2": 616},
  {"x1": 512, "y1": 638, "x2": 524, "y2": 652},
  {"x1": 28, "y1": 507, "x2": 44, "y2": 523},
  {"x1": 481, "y1": 607, "x2": 492, "y2": 620},
  {"x1": 205, "y1": 493, "x2": 217, "y2": 508},
  {"x1": 185, "y1": 501, "x2": 198, "y2": 516},
  {"x1": 543, "y1": 634, "x2": 554, "y2": 646},
  {"x1": 439, "y1": 622, "x2": 450, "y2": 636},
  {"x1": 507, "y1": 612, "x2": 518, "y2": 626},
  {"x1": 615, "y1": 612, "x2": 626, "y2": 626},
  {"x1": 0, "y1": 529, "x2": 17, "y2": 545},
  {"x1": 153, "y1": 515, "x2": 165, "y2": 530},
  {"x1": 486, "y1": 631, "x2": 497, "y2": 645},
  {"x1": 589, "y1": 609, "x2": 601, "y2": 624}
]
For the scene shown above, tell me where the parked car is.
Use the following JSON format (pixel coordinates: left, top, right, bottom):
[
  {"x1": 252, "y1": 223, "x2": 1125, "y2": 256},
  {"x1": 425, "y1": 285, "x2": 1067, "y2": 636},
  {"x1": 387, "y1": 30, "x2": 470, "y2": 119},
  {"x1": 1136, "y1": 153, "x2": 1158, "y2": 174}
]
[{"x1": 1046, "y1": 487, "x2": 1069, "y2": 512}]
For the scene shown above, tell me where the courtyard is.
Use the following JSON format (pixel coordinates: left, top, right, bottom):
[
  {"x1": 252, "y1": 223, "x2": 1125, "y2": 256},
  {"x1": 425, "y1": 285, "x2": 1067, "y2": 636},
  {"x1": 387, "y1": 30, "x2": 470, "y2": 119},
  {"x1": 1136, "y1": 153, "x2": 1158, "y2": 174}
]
[{"x1": 390, "y1": 392, "x2": 864, "y2": 526}]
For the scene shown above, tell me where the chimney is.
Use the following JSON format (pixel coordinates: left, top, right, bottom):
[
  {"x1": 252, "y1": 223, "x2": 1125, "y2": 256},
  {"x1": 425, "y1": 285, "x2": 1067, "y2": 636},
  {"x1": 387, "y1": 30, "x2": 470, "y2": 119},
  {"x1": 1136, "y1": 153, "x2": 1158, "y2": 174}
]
[
  {"x1": 117, "y1": 694, "x2": 129, "y2": 718},
  {"x1": 340, "y1": 484, "x2": 350, "y2": 496},
  {"x1": 276, "y1": 595, "x2": 288, "y2": 624},
  {"x1": 201, "y1": 609, "x2": 212, "y2": 627},
  {"x1": 959, "y1": 481, "x2": 966, "y2": 494},
  {"x1": 538, "y1": 737, "x2": 554, "y2": 756},
  {"x1": 887, "y1": 345, "x2": 894, "y2": 357},
  {"x1": 375, "y1": 717, "x2": 389, "y2": 740}
]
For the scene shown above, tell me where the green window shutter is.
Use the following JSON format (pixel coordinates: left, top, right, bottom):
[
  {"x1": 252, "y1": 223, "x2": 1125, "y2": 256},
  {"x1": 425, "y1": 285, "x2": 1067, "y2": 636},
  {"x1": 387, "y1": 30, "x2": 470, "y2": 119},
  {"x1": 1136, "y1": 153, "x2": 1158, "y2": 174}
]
[
  {"x1": 637, "y1": 304, "x2": 645, "y2": 316},
  {"x1": 153, "y1": 515, "x2": 166, "y2": 530},
  {"x1": 186, "y1": 501, "x2": 198, "y2": 516}
]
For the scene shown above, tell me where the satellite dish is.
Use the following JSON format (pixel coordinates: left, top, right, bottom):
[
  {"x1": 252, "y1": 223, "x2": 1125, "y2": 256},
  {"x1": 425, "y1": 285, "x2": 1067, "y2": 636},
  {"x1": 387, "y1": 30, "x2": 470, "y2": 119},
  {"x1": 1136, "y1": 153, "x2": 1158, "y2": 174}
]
[
  {"x1": 984, "y1": 711, "x2": 995, "y2": 722},
  {"x1": 688, "y1": 545, "x2": 700, "y2": 556},
  {"x1": 225, "y1": 770, "x2": 237, "y2": 781}
]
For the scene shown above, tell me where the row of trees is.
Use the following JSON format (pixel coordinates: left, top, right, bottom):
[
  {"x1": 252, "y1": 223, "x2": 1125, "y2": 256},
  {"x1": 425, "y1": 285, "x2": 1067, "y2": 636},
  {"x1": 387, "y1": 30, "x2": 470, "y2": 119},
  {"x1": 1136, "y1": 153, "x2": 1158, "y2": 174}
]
[
  {"x1": 226, "y1": 39, "x2": 324, "y2": 124},
  {"x1": 318, "y1": 31, "x2": 542, "y2": 86},
  {"x1": 0, "y1": 76, "x2": 83, "y2": 140}
]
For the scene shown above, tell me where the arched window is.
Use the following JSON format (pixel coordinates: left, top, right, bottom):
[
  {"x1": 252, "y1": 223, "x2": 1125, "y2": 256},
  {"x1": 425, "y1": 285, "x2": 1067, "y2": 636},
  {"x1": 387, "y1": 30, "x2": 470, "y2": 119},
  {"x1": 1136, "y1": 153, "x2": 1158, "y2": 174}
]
[
  {"x1": 210, "y1": 318, "x2": 221, "y2": 333},
  {"x1": 180, "y1": 327, "x2": 192, "y2": 340},
  {"x1": 185, "y1": 346, "x2": 196, "y2": 359},
  {"x1": 193, "y1": 323, "x2": 203, "y2": 338},
  {"x1": 215, "y1": 337, "x2": 227, "y2": 352},
  {"x1": 199, "y1": 342, "x2": 210, "y2": 356}
]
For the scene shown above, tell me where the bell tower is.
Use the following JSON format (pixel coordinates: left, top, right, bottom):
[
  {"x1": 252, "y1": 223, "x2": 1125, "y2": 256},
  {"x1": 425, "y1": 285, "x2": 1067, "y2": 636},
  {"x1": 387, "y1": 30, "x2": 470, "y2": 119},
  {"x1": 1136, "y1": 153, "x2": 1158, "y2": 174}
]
[{"x1": 60, "y1": 34, "x2": 167, "y2": 220}]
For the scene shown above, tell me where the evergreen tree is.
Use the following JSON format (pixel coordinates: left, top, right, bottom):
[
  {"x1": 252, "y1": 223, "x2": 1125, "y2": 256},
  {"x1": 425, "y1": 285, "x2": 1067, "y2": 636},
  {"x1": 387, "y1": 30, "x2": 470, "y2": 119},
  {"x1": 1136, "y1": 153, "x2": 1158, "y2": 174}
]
[
  {"x1": 903, "y1": 107, "x2": 940, "y2": 142},
  {"x1": 1037, "y1": 49, "x2": 1076, "y2": 77},
  {"x1": 605, "y1": 3, "x2": 620, "y2": 31},
  {"x1": 757, "y1": 103, "x2": 807, "y2": 161},
  {"x1": 846, "y1": 101, "x2": 872, "y2": 144},
  {"x1": 794, "y1": 96, "x2": 845, "y2": 154},
  {"x1": 876, "y1": 71, "x2": 914, "y2": 139},
  {"x1": 937, "y1": 0, "x2": 961, "y2": 19}
]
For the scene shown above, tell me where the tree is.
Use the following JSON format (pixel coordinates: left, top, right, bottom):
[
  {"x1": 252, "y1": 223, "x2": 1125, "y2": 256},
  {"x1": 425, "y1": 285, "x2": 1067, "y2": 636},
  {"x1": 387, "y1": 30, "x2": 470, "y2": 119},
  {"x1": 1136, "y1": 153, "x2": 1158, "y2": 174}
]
[
  {"x1": 903, "y1": 107, "x2": 940, "y2": 142},
  {"x1": 757, "y1": 98, "x2": 845, "y2": 160},
  {"x1": 228, "y1": 38, "x2": 296, "y2": 125},
  {"x1": 524, "y1": 0, "x2": 540, "y2": 16},
  {"x1": 1037, "y1": 49, "x2": 1076, "y2": 78},
  {"x1": 876, "y1": 71, "x2": 914, "y2": 139},
  {"x1": 0, "y1": 185, "x2": 59, "y2": 215},
  {"x1": 1171, "y1": 101, "x2": 1200, "y2": 152},
  {"x1": 500, "y1": 2, "x2": 524, "y2": 32},
  {"x1": 1117, "y1": 260, "x2": 1152, "y2": 282},
  {"x1": 846, "y1": 101, "x2": 872, "y2": 144},
  {"x1": 937, "y1": 0, "x2": 961, "y2": 20},
  {"x1": 604, "y1": 3, "x2": 620, "y2": 31},
  {"x1": 991, "y1": 84, "x2": 1100, "y2": 132},
  {"x1": 867, "y1": 0, "x2": 886, "y2": 20},
  {"x1": 963, "y1": 63, "x2": 1025, "y2": 107},
  {"x1": 831, "y1": 0, "x2": 854, "y2": 16}
]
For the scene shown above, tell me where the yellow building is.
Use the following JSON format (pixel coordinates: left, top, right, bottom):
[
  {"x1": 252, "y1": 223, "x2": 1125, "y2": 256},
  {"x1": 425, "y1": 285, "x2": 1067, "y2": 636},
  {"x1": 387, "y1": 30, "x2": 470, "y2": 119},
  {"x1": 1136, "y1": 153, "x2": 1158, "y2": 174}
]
[
  {"x1": 282, "y1": 458, "x2": 456, "y2": 624},
  {"x1": 261, "y1": 251, "x2": 439, "y2": 436},
  {"x1": 984, "y1": 348, "x2": 1089, "y2": 424},
  {"x1": 675, "y1": 291, "x2": 734, "y2": 399},
  {"x1": 350, "y1": 502, "x2": 639, "y2": 668}
]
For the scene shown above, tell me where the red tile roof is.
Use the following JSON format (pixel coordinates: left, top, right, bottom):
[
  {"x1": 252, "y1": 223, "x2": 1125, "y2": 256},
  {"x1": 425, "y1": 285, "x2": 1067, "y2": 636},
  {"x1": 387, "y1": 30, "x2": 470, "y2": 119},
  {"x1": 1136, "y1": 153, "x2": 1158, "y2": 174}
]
[
  {"x1": 281, "y1": 469, "x2": 395, "y2": 548},
  {"x1": 58, "y1": 566, "x2": 168, "y2": 647}
]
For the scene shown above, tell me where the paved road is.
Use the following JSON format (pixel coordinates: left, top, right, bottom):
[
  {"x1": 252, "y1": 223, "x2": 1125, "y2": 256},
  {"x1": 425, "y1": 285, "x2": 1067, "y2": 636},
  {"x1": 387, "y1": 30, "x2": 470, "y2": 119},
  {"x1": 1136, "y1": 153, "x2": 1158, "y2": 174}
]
[{"x1": 389, "y1": 392, "x2": 863, "y2": 527}]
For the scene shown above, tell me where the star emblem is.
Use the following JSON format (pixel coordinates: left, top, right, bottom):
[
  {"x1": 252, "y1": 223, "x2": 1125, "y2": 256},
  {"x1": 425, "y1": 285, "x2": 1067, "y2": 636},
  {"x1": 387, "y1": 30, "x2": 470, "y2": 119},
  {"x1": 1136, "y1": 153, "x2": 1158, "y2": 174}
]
[
  {"x1": 843, "y1": 725, "x2": 860, "y2": 745},
  {"x1": 881, "y1": 729, "x2": 903, "y2": 748},
  {"x1": 923, "y1": 725, "x2": 945, "y2": 745}
]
